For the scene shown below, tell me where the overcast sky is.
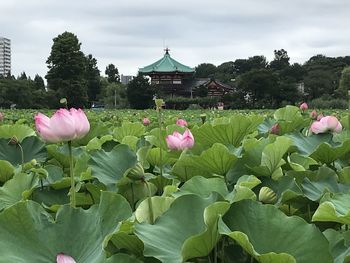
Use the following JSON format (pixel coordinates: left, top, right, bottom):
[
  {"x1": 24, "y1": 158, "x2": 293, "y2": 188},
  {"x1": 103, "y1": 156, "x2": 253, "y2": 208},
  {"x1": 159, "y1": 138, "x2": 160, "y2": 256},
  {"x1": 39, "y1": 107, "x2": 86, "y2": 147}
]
[{"x1": 1, "y1": 0, "x2": 350, "y2": 79}]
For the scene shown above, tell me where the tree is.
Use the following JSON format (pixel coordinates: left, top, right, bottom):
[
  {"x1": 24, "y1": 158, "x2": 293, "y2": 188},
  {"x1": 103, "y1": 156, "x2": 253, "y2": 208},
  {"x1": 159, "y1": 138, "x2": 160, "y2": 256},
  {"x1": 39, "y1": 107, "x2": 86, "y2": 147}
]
[
  {"x1": 194, "y1": 63, "x2": 217, "y2": 78},
  {"x1": 18, "y1": 72, "x2": 28, "y2": 80},
  {"x1": 85, "y1": 54, "x2": 101, "y2": 104},
  {"x1": 336, "y1": 66, "x2": 350, "y2": 97},
  {"x1": 270, "y1": 49, "x2": 290, "y2": 71},
  {"x1": 45, "y1": 31, "x2": 88, "y2": 108},
  {"x1": 34, "y1": 74, "x2": 45, "y2": 90},
  {"x1": 105, "y1": 64, "x2": 120, "y2": 83},
  {"x1": 126, "y1": 75, "x2": 154, "y2": 109},
  {"x1": 234, "y1": 56, "x2": 268, "y2": 75},
  {"x1": 215, "y1": 61, "x2": 235, "y2": 84}
]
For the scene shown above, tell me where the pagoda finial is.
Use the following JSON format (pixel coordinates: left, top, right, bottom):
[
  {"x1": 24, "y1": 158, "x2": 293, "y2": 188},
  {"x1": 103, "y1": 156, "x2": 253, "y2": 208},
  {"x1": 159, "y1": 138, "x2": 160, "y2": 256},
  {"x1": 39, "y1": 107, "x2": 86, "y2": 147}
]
[{"x1": 164, "y1": 47, "x2": 170, "y2": 54}]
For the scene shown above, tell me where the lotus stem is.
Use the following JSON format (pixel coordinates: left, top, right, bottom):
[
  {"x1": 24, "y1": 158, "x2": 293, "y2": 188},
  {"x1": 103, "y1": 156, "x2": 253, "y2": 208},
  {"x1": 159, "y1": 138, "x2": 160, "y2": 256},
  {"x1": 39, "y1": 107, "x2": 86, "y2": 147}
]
[
  {"x1": 17, "y1": 142, "x2": 24, "y2": 165},
  {"x1": 157, "y1": 105, "x2": 164, "y2": 189},
  {"x1": 68, "y1": 141, "x2": 76, "y2": 208},
  {"x1": 146, "y1": 182, "x2": 154, "y2": 224}
]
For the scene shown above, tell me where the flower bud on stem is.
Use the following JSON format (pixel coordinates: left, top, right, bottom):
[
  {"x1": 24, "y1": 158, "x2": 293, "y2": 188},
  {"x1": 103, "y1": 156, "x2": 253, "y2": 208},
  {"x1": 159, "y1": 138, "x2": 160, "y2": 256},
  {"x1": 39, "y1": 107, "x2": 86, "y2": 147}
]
[{"x1": 68, "y1": 141, "x2": 76, "y2": 208}]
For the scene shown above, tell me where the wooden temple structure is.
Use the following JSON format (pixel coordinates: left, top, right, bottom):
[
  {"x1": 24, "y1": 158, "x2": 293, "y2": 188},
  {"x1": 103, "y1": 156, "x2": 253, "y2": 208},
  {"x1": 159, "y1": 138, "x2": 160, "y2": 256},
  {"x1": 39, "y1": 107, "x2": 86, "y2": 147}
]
[{"x1": 139, "y1": 49, "x2": 233, "y2": 98}]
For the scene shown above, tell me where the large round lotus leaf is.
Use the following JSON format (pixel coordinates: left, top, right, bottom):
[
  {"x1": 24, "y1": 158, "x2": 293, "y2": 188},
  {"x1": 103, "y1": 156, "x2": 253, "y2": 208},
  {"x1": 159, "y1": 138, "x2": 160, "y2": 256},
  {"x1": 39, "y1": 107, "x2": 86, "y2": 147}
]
[
  {"x1": 219, "y1": 199, "x2": 332, "y2": 263},
  {"x1": 135, "y1": 194, "x2": 229, "y2": 263},
  {"x1": 192, "y1": 115, "x2": 263, "y2": 147},
  {"x1": 89, "y1": 144, "x2": 137, "y2": 185},
  {"x1": 0, "y1": 192, "x2": 132, "y2": 263},
  {"x1": 0, "y1": 160, "x2": 15, "y2": 183},
  {"x1": 312, "y1": 193, "x2": 350, "y2": 224},
  {"x1": 0, "y1": 136, "x2": 47, "y2": 165},
  {"x1": 0, "y1": 124, "x2": 35, "y2": 142},
  {"x1": 0, "y1": 172, "x2": 39, "y2": 211},
  {"x1": 105, "y1": 253, "x2": 143, "y2": 263}
]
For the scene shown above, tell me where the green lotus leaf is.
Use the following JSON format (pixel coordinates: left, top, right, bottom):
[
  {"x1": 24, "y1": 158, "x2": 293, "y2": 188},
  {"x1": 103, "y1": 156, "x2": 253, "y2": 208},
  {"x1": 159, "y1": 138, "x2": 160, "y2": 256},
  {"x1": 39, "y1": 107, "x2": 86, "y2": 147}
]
[
  {"x1": 73, "y1": 121, "x2": 110, "y2": 146},
  {"x1": 193, "y1": 114, "x2": 263, "y2": 147},
  {"x1": 286, "y1": 132, "x2": 333, "y2": 155},
  {"x1": 312, "y1": 193, "x2": 350, "y2": 224},
  {"x1": 135, "y1": 194, "x2": 228, "y2": 263},
  {"x1": 273, "y1": 105, "x2": 309, "y2": 134},
  {"x1": 114, "y1": 122, "x2": 145, "y2": 142},
  {"x1": 310, "y1": 139, "x2": 350, "y2": 164},
  {"x1": 105, "y1": 253, "x2": 143, "y2": 263},
  {"x1": 121, "y1": 135, "x2": 139, "y2": 151},
  {"x1": 287, "y1": 153, "x2": 318, "y2": 171},
  {"x1": 89, "y1": 144, "x2": 137, "y2": 185},
  {"x1": 248, "y1": 136, "x2": 292, "y2": 178},
  {"x1": 146, "y1": 147, "x2": 178, "y2": 167},
  {"x1": 219, "y1": 199, "x2": 332, "y2": 263},
  {"x1": 86, "y1": 134, "x2": 114, "y2": 151},
  {"x1": 323, "y1": 229, "x2": 350, "y2": 263},
  {"x1": 0, "y1": 160, "x2": 15, "y2": 183},
  {"x1": 144, "y1": 128, "x2": 168, "y2": 149},
  {"x1": 172, "y1": 143, "x2": 238, "y2": 181},
  {"x1": 0, "y1": 172, "x2": 39, "y2": 211},
  {"x1": 0, "y1": 124, "x2": 35, "y2": 142},
  {"x1": 0, "y1": 136, "x2": 47, "y2": 166},
  {"x1": 173, "y1": 176, "x2": 228, "y2": 198},
  {"x1": 107, "y1": 220, "x2": 144, "y2": 257},
  {"x1": 0, "y1": 192, "x2": 132, "y2": 262},
  {"x1": 135, "y1": 196, "x2": 175, "y2": 223}
]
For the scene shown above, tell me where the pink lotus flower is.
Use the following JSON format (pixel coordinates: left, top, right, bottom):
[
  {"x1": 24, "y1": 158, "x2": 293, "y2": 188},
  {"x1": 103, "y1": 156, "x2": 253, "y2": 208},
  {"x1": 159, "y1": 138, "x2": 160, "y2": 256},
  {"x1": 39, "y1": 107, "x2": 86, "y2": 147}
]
[
  {"x1": 166, "y1": 129, "x2": 194, "y2": 151},
  {"x1": 300, "y1": 102, "x2": 308, "y2": 111},
  {"x1": 317, "y1": 113, "x2": 324, "y2": 121},
  {"x1": 310, "y1": 116, "x2": 342, "y2": 134},
  {"x1": 35, "y1": 108, "x2": 90, "y2": 143},
  {"x1": 143, "y1": 117, "x2": 150, "y2": 126},
  {"x1": 56, "y1": 253, "x2": 76, "y2": 263},
  {"x1": 310, "y1": 110, "x2": 317, "y2": 119},
  {"x1": 0, "y1": 112, "x2": 3, "y2": 121},
  {"x1": 176, "y1": 118, "x2": 188, "y2": 127},
  {"x1": 270, "y1": 123, "x2": 280, "y2": 135}
]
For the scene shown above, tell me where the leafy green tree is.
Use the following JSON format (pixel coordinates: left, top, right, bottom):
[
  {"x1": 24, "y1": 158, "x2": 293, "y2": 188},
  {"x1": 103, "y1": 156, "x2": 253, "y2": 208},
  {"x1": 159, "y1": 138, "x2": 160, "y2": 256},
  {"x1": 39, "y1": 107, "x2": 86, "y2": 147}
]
[
  {"x1": 33, "y1": 74, "x2": 45, "y2": 90},
  {"x1": 214, "y1": 61, "x2": 235, "y2": 84},
  {"x1": 336, "y1": 66, "x2": 350, "y2": 97},
  {"x1": 85, "y1": 54, "x2": 101, "y2": 104},
  {"x1": 45, "y1": 31, "x2": 88, "y2": 108},
  {"x1": 194, "y1": 63, "x2": 217, "y2": 78},
  {"x1": 270, "y1": 49, "x2": 290, "y2": 71},
  {"x1": 18, "y1": 72, "x2": 28, "y2": 80},
  {"x1": 105, "y1": 64, "x2": 120, "y2": 83},
  {"x1": 126, "y1": 75, "x2": 154, "y2": 109},
  {"x1": 234, "y1": 56, "x2": 268, "y2": 74}
]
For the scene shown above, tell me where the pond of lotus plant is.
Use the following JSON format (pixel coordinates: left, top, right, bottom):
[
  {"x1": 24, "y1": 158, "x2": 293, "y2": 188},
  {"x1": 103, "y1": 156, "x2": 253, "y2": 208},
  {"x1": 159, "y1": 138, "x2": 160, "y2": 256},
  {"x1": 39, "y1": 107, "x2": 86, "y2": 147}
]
[{"x1": 1, "y1": 102, "x2": 350, "y2": 262}]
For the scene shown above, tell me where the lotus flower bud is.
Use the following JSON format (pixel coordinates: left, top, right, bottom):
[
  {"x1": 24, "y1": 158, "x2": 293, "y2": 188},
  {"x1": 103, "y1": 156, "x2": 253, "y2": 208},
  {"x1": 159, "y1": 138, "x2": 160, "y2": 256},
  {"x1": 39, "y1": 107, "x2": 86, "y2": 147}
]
[
  {"x1": 142, "y1": 117, "x2": 150, "y2": 126},
  {"x1": 56, "y1": 253, "x2": 76, "y2": 263},
  {"x1": 299, "y1": 102, "x2": 308, "y2": 111},
  {"x1": 155, "y1": 99, "x2": 164, "y2": 111},
  {"x1": 259, "y1": 187, "x2": 277, "y2": 204},
  {"x1": 166, "y1": 129, "x2": 194, "y2": 151},
  {"x1": 35, "y1": 108, "x2": 90, "y2": 143},
  {"x1": 310, "y1": 110, "x2": 317, "y2": 120},
  {"x1": 176, "y1": 118, "x2": 188, "y2": 127},
  {"x1": 270, "y1": 123, "x2": 280, "y2": 135}
]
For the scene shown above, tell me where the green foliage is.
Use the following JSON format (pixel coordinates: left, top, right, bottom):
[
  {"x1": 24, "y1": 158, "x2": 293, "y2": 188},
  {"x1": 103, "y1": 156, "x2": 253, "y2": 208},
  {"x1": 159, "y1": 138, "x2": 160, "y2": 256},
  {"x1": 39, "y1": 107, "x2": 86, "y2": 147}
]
[
  {"x1": 126, "y1": 75, "x2": 155, "y2": 109},
  {"x1": 105, "y1": 63, "x2": 120, "y2": 83},
  {"x1": 46, "y1": 31, "x2": 88, "y2": 108}
]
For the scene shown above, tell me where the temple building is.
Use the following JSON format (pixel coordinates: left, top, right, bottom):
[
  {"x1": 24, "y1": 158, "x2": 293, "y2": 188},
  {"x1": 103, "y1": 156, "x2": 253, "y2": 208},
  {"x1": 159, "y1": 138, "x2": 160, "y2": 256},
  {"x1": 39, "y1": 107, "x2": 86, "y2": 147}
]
[
  {"x1": 139, "y1": 48, "x2": 195, "y2": 97},
  {"x1": 139, "y1": 48, "x2": 234, "y2": 99}
]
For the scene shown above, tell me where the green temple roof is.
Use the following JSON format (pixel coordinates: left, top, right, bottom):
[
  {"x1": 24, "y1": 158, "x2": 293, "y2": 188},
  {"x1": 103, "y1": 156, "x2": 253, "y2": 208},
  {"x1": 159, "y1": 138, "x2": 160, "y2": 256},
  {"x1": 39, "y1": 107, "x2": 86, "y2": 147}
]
[{"x1": 139, "y1": 49, "x2": 195, "y2": 74}]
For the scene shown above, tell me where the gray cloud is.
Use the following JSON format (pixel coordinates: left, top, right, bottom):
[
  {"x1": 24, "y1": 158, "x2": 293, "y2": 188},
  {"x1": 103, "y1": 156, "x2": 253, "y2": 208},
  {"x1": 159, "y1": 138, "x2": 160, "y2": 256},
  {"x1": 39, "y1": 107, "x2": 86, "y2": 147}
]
[{"x1": 1, "y1": 0, "x2": 350, "y2": 78}]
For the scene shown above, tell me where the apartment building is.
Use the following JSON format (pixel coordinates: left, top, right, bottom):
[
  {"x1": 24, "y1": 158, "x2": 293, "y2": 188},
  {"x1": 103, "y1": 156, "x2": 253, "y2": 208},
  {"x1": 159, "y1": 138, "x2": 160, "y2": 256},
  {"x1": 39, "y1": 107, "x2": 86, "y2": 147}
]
[{"x1": 0, "y1": 37, "x2": 11, "y2": 77}]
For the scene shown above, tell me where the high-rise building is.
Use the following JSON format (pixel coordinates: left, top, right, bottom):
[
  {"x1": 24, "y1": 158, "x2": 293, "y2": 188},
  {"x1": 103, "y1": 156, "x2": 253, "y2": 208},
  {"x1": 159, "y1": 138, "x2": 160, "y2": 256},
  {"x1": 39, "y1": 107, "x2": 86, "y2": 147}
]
[
  {"x1": 0, "y1": 37, "x2": 11, "y2": 77},
  {"x1": 121, "y1": 74, "x2": 134, "y2": 85}
]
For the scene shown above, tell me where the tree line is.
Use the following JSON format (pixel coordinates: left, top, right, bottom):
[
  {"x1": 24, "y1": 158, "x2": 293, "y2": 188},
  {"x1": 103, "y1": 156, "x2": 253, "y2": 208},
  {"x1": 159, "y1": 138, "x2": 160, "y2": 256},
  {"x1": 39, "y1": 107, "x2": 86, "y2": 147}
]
[{"x1": 1, "y1": 31, "x2": 350, "y2": 109}]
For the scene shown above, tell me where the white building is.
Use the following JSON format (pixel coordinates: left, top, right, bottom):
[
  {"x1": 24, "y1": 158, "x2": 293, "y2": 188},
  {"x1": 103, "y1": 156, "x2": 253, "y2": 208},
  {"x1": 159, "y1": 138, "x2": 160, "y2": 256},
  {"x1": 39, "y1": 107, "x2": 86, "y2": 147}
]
[
  {"x1": 121, "y1": 74, "x2": 133, "y2": 85},
  {"x1": 0, "y1": 37, "x2": 11, "y2": 77}
]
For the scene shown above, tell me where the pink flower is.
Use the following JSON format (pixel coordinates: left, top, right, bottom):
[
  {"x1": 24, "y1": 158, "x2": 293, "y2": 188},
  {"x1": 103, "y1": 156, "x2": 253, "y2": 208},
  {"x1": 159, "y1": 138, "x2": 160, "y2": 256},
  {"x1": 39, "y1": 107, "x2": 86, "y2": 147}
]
[
  {"x1": 143, "y1": 117, "x2": 150, "y2": 126},
  {"x1": 317, "y1": 114, "x2": 324, "y2": 121},
  {"x1": 300, "y1": 102, "x2": 308, "y2": 111},
  {"x1": 176, "y1": 118, "x2": 188, "y2": 127},
  {"x1": 166, "y1": 129, "x2": 194, "y2": 151},
  {"x1": 310, "y1": 116, "x2": 342, "y2": 134},
  {"x1": 0, "y1": 112, "x2": 3, "y2": 121},
  {"x1": 35, "y1": 108, "x2": 90, "y2": 143},
  {"x1": 270, "y1": 123, "x2": 280, "y2": 135},
  {"x1": 310, "y1": 110, "x2": 317, "y2": 119},
  {"x1": 56, "y1": 253, "x2": 76, "y2": 263}
]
